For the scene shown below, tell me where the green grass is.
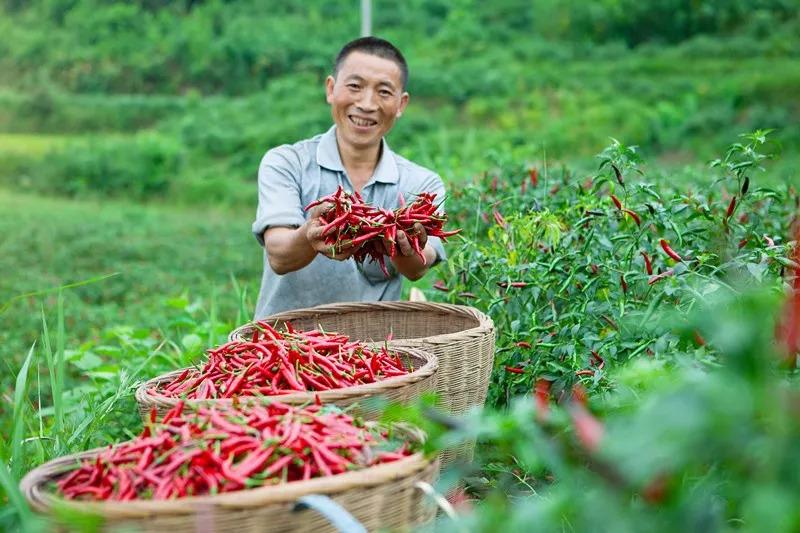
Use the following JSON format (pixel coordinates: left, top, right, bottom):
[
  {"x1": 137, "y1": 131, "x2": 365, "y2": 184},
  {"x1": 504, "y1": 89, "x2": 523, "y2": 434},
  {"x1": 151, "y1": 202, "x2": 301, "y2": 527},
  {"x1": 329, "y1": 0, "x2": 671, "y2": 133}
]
[{"x1": 0, "y1": 188, "x2": 262, "y2": 390}]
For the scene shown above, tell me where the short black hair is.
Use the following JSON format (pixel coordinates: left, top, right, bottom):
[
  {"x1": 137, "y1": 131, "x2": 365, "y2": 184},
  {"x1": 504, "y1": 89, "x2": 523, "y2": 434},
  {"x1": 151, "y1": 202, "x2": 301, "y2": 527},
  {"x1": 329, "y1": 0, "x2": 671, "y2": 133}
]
[{"x1": 334, "y1": 37, "x2": 408, "y2": 90}]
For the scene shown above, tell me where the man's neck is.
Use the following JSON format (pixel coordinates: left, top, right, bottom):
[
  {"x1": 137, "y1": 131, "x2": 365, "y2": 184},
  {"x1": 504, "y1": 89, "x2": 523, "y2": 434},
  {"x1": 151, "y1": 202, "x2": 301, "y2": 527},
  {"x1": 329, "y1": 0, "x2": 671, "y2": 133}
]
[{"x1": 335, "y1": 130, "x2": 382, "y2": 192}]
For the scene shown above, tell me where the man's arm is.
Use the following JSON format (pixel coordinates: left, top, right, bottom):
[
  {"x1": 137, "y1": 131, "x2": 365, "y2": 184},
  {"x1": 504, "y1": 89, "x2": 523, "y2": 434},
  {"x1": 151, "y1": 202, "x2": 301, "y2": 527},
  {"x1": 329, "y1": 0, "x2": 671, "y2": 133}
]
[{"x1": 264, "y1": 205, "x2": 357, "y2": 275}]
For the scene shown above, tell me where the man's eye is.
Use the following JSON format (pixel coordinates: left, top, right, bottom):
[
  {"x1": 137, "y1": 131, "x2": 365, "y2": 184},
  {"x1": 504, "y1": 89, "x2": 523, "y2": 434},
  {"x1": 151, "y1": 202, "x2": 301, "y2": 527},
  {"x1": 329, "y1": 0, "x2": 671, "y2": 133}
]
[
  {"x1": 380, "y1": 90, "x2": 393, "y2": 97},
  {"x1": 347, "y1": 84, "x2": 361, "y2": 90}
]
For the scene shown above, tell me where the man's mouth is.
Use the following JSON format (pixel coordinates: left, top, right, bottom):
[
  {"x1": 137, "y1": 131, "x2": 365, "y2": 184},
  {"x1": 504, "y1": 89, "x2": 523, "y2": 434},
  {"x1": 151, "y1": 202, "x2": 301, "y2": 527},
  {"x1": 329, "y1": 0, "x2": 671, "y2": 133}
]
[{"x1": 348, "y1": 115, "x2": 378, "y2": 128}]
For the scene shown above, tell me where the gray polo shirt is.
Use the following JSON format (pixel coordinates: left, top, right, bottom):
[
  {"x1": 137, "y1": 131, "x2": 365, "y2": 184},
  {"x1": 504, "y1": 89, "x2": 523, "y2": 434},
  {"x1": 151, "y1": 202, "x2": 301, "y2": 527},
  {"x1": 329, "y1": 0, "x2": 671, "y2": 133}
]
[{"x1": 252, "y1": 126, "x2": 447, "y2": 319}]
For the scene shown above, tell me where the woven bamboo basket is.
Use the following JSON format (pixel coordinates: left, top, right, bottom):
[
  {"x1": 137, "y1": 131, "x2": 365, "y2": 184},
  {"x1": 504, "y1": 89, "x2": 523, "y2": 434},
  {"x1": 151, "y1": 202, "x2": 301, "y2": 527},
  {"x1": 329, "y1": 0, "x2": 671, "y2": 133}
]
[
  {"x1": 136, "y1": 345, "x2": 436, "y2": 423},
  {"x1": 230, "y1": 302, "x2": 496, "y2": 466},
  {"x1": 20, "y1": 429, "x2": 438, "y2": 533}
]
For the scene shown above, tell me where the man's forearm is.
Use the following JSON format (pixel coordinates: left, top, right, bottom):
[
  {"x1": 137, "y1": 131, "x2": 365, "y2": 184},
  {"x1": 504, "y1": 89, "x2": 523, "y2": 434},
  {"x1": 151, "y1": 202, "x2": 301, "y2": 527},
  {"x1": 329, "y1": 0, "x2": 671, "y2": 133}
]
[
  {"x1": 390, "y1": 243, "x2": 437, "y2": 281},
  {"x1": 263, "y1": 226, "x2": 317, "y2": 275}
]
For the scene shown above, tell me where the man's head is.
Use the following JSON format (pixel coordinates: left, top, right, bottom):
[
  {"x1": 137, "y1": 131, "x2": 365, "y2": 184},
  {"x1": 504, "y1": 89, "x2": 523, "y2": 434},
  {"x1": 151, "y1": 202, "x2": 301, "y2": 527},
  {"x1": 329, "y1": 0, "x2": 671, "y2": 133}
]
[{"x1": 326, "y1": 37, "x2": 409, "y2": 152}]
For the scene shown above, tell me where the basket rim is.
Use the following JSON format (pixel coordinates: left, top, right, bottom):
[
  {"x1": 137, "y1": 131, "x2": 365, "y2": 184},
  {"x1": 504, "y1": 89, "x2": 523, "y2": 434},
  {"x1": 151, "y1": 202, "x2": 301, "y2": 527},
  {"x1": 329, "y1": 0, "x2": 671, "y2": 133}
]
[
  {"x1": 20, "y1": 437, "x2": 435, "y2": 517},
  {"x1": 135, "y1": 345, "x2": 437, "y2": 409},
  {"x1": 230, "y1": 301, "x2": 494, "y2": 344}
]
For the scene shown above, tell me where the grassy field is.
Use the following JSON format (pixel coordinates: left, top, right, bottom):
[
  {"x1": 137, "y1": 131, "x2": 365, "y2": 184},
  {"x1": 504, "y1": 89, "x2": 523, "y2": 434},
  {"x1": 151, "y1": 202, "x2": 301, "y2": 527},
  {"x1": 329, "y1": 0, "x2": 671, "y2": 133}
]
[
  {"x1": 0, "y1": 189, "x2": 261, "y2": 389},
  {"x1": 2, "y1": 2, "x2": 799, "y2": 528}
]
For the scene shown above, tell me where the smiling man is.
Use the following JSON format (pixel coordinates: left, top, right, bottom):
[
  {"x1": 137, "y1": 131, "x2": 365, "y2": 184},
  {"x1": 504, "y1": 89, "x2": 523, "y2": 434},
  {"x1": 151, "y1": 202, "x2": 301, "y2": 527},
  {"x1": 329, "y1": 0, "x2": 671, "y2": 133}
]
[{"x1": 251, "y1": 37, "x2": 447, "y2": 318}]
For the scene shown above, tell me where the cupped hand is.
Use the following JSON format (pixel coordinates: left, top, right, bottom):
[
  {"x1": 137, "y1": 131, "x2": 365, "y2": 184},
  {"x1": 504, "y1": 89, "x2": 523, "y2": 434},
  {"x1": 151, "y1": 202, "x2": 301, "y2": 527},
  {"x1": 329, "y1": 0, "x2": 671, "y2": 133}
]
[{"x1": 305, "y1": 203, "x2": 356, "y2": 261}]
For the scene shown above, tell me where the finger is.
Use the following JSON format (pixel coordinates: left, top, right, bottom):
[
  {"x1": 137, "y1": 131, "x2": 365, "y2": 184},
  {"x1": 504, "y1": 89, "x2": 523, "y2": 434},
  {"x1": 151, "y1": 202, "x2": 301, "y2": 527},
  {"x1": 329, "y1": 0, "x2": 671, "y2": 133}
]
[
  {"x1": 329, "y1": 248, "x2": 355, "y2": 261},
  {"x1": 413, "y1": 223, "x2": 428, "y2": 248},
  {"x1": 378, "y1": 236, "x2": 393, "y2": 256},
  {"x1": 307, "y1": 224, "x2": 329, "y2": 245},
  {"x1": 309, "y1": 202, "x2": 334, "y2": 219},
  {"x1": 396, "y1": 230, "x2": 414, "y2": 256},
  {"x1": 334, "y1": 240, "x2": 355, "y2": 253}
]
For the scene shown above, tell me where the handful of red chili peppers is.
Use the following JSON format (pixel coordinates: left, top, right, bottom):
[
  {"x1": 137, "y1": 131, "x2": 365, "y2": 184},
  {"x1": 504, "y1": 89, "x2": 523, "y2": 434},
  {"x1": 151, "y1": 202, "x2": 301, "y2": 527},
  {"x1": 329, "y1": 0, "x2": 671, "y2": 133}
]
[
  {"x1": 305, "y1": 186, "x2": 460, "y2": 277},
  {"x1": 151, "y1": 321, "x2": 410, "y2": 399},
  {"x1": 56, "y1": 401, "x2": 413, "y2": 501}
]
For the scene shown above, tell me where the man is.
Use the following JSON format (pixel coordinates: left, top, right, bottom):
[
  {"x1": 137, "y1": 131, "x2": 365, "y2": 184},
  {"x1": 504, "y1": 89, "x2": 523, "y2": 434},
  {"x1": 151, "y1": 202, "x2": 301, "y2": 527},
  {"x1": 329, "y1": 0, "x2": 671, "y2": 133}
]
[{"x1": 251, "y1": 37, "x2": 447, "y2": 318}]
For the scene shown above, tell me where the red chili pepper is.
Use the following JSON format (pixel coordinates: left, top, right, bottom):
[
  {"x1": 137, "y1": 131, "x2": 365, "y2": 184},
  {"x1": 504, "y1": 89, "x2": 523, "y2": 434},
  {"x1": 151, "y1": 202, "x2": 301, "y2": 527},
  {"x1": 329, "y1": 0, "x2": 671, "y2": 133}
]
[
  {"x1": 493, "y1": 208, "x2": 507, "y2": 228},
  {"x1": 504, "y1": 366, "x2": 525, "y2": 374},
  {"x1": 571, "y1": 403, "x2": 604, "y2": 452},
  {"x1": 497, "y1": 281, "x2": 528, "y2": 288},
  {"x1": 529, "y1": 168, "x2": 538, "y2": 187},
  {"x1": 622, "y1": 209, "x2": 641, "y2": 226},
  {"x1": 620, "y1": 274, "x2": 628, "y2": 294},
  {"x1": 534, "y1": 379, "x2": 550, "y2": 420},
  {"x1": 57, "y1": 402, "x2": 415, "y2": 502},
  {"x1": 302, "y1": 186, "x2": 460, "y2": 278},
  {"x1": 659, "y1": 239, "x2": 683, "y2": 262},
  {"x1": 432, "y1": 280, "x2": 450, "y2": 292},
  {"x1": 693, "y1": 330, "x2": 706, "y2": 346},
  {"x1": 610, "y1": 194, "x2": 623, "y2": 210},
  {"x1": 515, "y1": 341, "x2": 532, "y2": 349},
  {"x1": 725, "y1": 196, "x2": 736, "y2": 219},
  {"x1": 611, "y1": 163, "x2": 623, "y2": 185},
  {"x1": 738, "y1": 238, "x2": 748, "y2": 249},
  {"x1": 154, "y1": 324, "x2": 413, "y2": 400},
  {"x1": 648, "y1": 269, "x2": 675, "y2": 285},
  {"x1": 641, "y1": 251, "x2": 653, "y2": 275}
]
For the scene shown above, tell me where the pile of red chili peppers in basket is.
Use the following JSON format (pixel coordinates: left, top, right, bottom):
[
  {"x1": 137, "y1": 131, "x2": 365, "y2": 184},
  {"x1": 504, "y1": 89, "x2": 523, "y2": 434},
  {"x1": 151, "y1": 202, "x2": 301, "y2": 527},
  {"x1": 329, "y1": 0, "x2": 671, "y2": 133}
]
[
  {"x1": 305, "y1": 185, "x2": 460, "y2": 277},
  {"x1": 150, "y1": 321, "x2": 410, "y2": 399},
  {"x1": 56, "y1": 402, "x2": 413, "y2": 501}
]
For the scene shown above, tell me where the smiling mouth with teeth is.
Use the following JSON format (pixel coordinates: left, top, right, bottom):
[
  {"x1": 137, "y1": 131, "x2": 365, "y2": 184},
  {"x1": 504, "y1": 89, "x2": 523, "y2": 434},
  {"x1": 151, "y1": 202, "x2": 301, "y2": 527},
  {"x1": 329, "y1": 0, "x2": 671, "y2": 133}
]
[{"x1": 349, "y1": 115, "x2": 378, "y2": 127}]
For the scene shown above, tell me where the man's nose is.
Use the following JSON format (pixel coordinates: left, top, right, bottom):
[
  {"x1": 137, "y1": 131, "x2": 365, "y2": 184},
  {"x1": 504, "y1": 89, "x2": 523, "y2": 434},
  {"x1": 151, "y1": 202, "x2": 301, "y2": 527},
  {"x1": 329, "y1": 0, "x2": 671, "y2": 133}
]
[{"x1": 356, "y1": 88, "x2": 378, "y2": 112}]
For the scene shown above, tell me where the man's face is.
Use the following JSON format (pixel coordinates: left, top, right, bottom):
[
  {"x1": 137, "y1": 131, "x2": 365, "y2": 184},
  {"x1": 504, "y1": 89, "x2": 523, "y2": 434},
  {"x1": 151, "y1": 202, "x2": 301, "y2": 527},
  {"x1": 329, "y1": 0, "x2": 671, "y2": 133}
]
[{"x1": 326, "y1": 51, "x2": 409, "y2": 151}]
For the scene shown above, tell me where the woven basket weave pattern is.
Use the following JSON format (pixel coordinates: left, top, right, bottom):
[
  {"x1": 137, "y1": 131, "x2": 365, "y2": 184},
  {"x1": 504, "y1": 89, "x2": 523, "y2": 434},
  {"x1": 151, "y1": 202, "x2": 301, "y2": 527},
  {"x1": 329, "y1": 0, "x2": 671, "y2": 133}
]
[
  {"x1": 231, "y1": 302, "x2": 496, "y2": 466},
  {"x1": 21, "y1": 439, "x2": 438, "y2": 532},
  {"x1": 136, "y1": 346, "x2": 437, "y2": 423}
]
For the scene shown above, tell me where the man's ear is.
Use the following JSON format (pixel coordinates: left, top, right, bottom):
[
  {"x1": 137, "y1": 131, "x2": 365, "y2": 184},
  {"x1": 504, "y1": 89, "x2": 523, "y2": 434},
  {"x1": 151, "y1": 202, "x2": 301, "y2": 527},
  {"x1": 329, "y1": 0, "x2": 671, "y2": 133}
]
[
  {"x1": 397, "y1": 92, "x2": 409, "y2": 117},
  {"x1": 325, "y1": 76, "x2": 335, "y2": 104}
]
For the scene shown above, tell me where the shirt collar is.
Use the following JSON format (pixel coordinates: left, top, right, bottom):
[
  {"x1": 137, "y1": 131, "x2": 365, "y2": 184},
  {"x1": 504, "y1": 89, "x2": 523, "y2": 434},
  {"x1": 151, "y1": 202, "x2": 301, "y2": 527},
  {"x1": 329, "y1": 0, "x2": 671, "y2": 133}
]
[{"x1": 316, "y1": 125, "x2": 399, "y2": 184}]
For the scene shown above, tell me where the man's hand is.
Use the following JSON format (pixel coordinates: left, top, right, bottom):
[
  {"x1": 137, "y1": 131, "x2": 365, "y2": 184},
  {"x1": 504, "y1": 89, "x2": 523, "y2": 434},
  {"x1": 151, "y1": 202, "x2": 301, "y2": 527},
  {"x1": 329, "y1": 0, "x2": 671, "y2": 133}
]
[
  {"x1": 305, "y1": 203, "x2": 356, "y2": 261},
  {"x1": 375, "y1": 223, "x2": 436, "y2": 281},
  {"x1": 377, "y1": 222, "x2": 428, "y2": 259}
]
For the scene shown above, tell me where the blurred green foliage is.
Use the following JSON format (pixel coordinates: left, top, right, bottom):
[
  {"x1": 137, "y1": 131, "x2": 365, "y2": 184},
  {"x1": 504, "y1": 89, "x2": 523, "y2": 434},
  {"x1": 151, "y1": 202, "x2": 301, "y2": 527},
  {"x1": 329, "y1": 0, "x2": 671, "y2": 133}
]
[
  {"x1": 0, "y1": 0, "x2": 798, "y2": 203},
  {"x1": 1, "y1": 2, "x2": 800, "y2": 530}
]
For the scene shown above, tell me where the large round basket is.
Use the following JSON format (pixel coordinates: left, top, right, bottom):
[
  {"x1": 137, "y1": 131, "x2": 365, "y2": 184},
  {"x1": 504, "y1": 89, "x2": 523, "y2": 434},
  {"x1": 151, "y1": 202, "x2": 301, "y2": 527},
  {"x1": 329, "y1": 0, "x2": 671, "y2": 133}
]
[
  {"x1": 20, "y1": 430, "x2": 438, "y2": 532},
  {"x1": 230, "y1": 302, "x2": 495, "y2": 467},
  {"x1": 136, "y1": 345, "x2": 437, "y2": 423}
]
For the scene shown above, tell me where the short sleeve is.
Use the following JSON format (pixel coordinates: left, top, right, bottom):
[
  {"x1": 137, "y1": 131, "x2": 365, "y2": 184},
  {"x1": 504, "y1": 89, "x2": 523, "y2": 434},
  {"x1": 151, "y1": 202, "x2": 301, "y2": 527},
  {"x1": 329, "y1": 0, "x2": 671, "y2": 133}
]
[{"x1": 251, "y1": 147, "x2": 307, "y2": 246}]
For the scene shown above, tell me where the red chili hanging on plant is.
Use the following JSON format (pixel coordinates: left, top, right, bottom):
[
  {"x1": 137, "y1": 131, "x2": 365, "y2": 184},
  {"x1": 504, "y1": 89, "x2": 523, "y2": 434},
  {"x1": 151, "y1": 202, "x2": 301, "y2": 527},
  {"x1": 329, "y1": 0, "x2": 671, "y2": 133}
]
[
  {"x1": 432, "y1": 280, "x2": 450, "y2": 292},
  {"x1": 622, "y1": 209, "x2": 641, "y2": 226},
  {"x1": 659, "y1": 239, "x2": 683, "y2": 262},
  {"x1": 493, "y1": 208, "x2": 507, "y2": 229},
  {"x1": 534, "y1": 379, "x2": 550, "y2": 420},
  {"x1": 648, "y1": 269, "x2": 675, "y2": 285},
  {"x1": 611, "y1": 163, "x2": 624, "y2": 186},
  {"x1": 725, "y1": 196, "x2": 737, "y2": 220},
  {"x1": 640, "y1": 251, "x2": 653, "y2": 275}
]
